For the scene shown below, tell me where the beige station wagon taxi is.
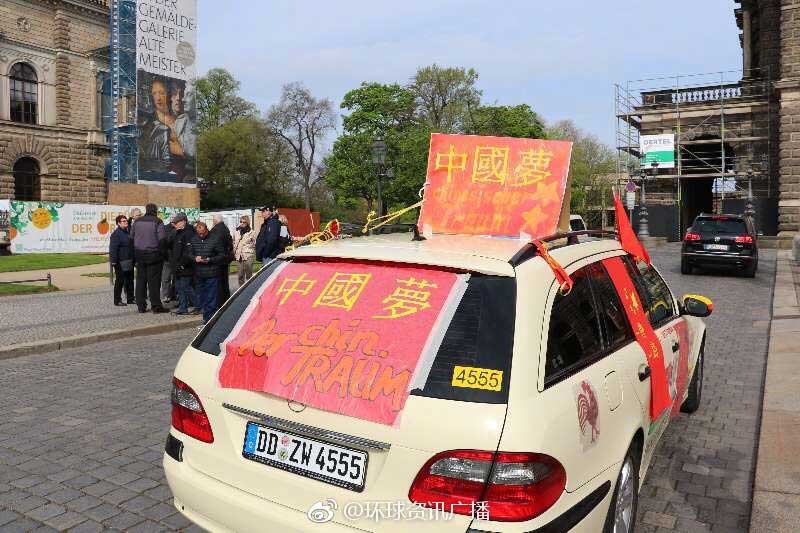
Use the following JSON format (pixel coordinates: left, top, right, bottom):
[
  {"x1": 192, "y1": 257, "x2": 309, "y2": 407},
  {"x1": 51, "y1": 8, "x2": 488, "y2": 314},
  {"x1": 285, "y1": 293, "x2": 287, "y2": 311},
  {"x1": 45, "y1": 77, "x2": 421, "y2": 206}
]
[{"x1": 164, "y1": 230, "x2": 710, "y2": 532}]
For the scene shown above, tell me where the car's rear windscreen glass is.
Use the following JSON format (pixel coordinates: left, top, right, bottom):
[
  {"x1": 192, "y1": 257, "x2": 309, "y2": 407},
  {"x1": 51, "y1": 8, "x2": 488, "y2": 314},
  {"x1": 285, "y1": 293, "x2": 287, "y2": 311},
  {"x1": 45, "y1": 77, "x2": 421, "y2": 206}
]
[
  {"x1": 192, "y1": 262, "x2": 516, "y2": 405},
  {"x1": 409, "y1": 275, "x2": 516, "y2": 404},
  {"x1": 694, "y1": 218, "x2": 746, "y2": 234}
]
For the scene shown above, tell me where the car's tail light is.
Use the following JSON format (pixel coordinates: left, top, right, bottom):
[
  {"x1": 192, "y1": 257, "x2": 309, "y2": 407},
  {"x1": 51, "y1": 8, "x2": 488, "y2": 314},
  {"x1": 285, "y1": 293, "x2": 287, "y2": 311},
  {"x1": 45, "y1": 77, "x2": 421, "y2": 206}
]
[
  {"x1": 409, "y1": 450, "x2": 566, "y2": 522},
  {"x1": 684, "y1": 232, "x2": 701, "y2": 241},
  {"x1": 171, "y1": 377, "x2": 214, "y2": 443},
  {"x1": 735, "y1": 235, "x2": 753, "y2": 244}
]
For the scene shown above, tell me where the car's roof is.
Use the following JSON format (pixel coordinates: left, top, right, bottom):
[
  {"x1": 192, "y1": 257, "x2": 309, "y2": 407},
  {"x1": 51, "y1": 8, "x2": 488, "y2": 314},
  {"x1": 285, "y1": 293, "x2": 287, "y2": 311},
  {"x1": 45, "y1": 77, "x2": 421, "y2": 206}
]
[{"x1": 282, "y1": 233, "x2": 624, "y2": 277}]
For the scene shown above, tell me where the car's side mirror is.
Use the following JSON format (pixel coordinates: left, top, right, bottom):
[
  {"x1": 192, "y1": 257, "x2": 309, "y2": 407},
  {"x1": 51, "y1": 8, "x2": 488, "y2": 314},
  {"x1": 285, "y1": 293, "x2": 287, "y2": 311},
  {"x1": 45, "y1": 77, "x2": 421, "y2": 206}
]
[{"x1": 680, "y1": 294, "x2": 714, "y2": 317}]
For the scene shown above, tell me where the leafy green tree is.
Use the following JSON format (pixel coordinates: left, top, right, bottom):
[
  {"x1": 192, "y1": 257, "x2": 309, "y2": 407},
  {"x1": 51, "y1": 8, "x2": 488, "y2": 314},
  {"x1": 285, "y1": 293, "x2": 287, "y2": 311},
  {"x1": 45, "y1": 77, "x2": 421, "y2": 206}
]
[
  {"x1": 324, "y1": 83, "x2": 429, "y2": 214},
  {"x1": 196, "y1": 68, "x2": 258, "y2": 133},
  {"x1": 547, "y1": 120, "x2": 616, "y2": 216},
  {"x1": 411, "y1": 64, "x2": 481, "y2": 133},
  {"x1": 197, "y1": 118, "x2": 295, "y2": 209},
  {"x1": 466, "y1": 104, "x2": 545, "y2": 139}
]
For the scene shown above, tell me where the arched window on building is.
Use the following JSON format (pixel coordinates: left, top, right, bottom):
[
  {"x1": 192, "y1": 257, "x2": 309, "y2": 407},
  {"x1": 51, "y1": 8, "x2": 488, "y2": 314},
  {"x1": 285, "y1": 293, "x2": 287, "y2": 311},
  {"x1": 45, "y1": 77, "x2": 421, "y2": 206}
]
[
  {"x1": 13, "y1": 158, "x2": 41, "y2": 201},
  {"x1": 10, "y1": 62, "x2": 38, "y2": 125}
]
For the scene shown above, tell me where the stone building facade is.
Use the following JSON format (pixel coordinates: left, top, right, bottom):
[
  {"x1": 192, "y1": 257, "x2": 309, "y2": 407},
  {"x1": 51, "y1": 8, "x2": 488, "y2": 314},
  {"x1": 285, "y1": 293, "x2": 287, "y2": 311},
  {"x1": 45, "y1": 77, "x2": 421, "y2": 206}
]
[
  {"x1": 0, "y1": 0, "x2": 109, "y2": 204},
  {"x1": 620, "y1": 1, "x2": 799, "y2": 243}
]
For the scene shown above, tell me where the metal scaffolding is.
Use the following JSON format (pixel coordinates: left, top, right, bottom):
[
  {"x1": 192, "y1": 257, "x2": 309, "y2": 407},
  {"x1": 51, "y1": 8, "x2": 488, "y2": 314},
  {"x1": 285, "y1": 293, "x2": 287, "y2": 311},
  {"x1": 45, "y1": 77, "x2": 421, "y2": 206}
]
[
  {"x1": 613, "y1": 68, "x2": 775, "y2": 235},
  {"x1": 108, "y1": 0, "x2": 138, "y2": 183}
]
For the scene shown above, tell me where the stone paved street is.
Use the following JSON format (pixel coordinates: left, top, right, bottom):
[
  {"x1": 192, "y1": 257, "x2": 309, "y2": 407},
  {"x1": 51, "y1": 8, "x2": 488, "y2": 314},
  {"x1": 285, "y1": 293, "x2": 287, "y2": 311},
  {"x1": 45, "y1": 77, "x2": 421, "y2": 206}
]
[
  {"x1": 0, "y1": 329, "x2": 197, "y2": 532},
  {"x1": 636, "y1": 244, "x2": 776, "y2": 532},
  {"x1": 0, "y1": 244, "x2": 776, "y2": 532}
]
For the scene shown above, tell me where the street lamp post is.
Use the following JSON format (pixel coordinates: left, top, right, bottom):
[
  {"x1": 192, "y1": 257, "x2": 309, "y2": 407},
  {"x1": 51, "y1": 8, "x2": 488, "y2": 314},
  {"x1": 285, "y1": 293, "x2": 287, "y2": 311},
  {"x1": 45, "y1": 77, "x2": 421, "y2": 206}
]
[
  {"x1": 371, "y1": 138, "x2": 388, "y2": 218},
  {"x1": 637, "y1": 161, "x2": 657, "y2": 238},
  {"x1": 745, "y1": 169, "x2": 756, "y2": 220}
]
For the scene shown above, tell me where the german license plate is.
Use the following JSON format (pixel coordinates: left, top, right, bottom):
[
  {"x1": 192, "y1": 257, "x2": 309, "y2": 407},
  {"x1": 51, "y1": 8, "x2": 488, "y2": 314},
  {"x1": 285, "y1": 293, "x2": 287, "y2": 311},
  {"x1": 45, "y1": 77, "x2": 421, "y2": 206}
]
[
  {"x1": 242, "y1": 422, "x2": 367, "y2": 492},
  {"x1": 705, "y1": 244, "x2": 728, "y2": 251}
]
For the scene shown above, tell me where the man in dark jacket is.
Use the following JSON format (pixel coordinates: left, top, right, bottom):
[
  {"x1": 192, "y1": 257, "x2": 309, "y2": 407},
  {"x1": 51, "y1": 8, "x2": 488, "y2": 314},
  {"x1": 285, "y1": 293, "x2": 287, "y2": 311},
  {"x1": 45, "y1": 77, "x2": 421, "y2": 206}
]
[
  {"x1": 170, "y1": 213, "x2": 197, "y2": 315},
  {"x1": 109, "y1": 214, "x2": 134, "y2": 306},
  {"x1": 255, "y1": 206, "x2": 281, "y2": 262},
  {"x1": 161, "y1": 218, "x2": 177, "y2": 303},
  {"x1": 210, "y1": 214, "x2": 234, "y2": 305},
  {"x1": 130, "y1": 203, "x2": 168, "y2": 313},
  {"x1": 188, "y1": 221, "x2": 227, "y2": 323}
]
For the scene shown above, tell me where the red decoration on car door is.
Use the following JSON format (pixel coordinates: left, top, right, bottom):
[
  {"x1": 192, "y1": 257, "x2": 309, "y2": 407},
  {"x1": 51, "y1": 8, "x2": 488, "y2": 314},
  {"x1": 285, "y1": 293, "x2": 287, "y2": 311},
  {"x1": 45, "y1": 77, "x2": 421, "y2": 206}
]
[{"x1": 602, "y1": 256, "x2": 671, "y2": 420}]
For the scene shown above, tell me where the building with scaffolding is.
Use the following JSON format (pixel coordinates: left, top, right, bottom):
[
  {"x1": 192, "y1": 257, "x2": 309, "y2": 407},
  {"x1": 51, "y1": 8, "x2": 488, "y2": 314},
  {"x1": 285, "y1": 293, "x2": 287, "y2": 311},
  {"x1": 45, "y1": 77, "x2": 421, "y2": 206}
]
[{"x1": 615, "y1": 0, "x2": 800, "y2": 245}]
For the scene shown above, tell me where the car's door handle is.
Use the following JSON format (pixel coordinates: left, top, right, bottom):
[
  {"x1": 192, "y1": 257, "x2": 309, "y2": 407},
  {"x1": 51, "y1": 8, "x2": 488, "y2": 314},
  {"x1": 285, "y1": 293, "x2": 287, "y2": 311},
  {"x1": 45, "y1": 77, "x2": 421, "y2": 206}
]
[
  {"x1": 672, "y1": 342, "x2": 680, "y2": 353},
  {"x1": 638, "y1": 365, "x2": 651, "y2": 381}
]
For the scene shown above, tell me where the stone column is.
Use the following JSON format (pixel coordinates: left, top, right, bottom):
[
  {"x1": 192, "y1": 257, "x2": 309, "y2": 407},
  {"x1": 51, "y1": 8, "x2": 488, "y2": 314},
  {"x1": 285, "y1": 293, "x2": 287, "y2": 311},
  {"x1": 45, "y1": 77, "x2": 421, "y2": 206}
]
[
  {"x1": 54, "y1": 10, "x2": 71, "y2": 127},
  {"x1": 743, "y1": 5, "x2": 753, "y2": 74}
]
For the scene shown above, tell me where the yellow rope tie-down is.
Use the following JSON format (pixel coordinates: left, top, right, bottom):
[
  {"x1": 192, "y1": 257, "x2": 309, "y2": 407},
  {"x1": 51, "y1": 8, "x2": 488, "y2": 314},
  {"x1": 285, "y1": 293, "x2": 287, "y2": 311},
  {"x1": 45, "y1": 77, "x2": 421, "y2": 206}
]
[
  {"x1": 284, "y1": 220, "x2": 340, "y2": 252},
  {"x1": 361, "y1": 200, "x2": 424, "y2": 234}
]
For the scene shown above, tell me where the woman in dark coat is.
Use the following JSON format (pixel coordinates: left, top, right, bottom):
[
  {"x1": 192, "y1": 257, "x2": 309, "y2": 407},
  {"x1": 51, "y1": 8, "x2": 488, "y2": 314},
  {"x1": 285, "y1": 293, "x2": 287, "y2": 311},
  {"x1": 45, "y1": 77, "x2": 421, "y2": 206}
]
[{"x1": 109, "y1": 214, "x2": 135, "y2": 306}]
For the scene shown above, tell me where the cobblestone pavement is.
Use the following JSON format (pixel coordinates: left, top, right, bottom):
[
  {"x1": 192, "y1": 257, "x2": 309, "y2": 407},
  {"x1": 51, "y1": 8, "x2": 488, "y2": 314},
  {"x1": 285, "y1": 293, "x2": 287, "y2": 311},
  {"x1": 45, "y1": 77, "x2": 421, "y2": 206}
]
[
  {"x1": 0, "y1": 329, "x2": 197, "y2": 532},
  {"x1": 636, "y1": 244, "x2": 776, "y2": 532},
  {"x1": 0, "y1": 245, "x2": 776, "y2": 532}
]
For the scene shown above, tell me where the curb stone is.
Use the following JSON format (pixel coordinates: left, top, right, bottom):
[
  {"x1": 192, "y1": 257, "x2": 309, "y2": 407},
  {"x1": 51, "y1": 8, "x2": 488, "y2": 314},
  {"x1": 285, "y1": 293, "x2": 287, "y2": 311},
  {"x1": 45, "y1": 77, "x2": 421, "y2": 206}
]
[{"x1": 0, "y1": 319, "x2": 202, "y2": 360}]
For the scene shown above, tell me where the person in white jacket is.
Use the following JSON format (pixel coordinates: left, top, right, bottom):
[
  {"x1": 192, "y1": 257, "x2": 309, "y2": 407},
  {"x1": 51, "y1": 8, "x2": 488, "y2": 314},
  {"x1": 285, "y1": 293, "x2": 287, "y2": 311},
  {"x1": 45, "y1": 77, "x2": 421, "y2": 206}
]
[{"x1": 233, "y1": 214, "x2": 257, "y2": 286}]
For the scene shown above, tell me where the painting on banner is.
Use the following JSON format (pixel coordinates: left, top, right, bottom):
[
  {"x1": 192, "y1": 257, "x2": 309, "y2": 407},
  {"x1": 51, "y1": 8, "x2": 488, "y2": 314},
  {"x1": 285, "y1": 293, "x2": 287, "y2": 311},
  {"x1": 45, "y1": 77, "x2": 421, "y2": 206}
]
[
  {"x1": 418, "y1": 133, "x2": 573, "y2": 238},
  {"x1": 218, "y1": 262, "x2": 465, "y2": 425},
  {"x1": 136, "y1": 0, "x2": 198, "y2": 186}
]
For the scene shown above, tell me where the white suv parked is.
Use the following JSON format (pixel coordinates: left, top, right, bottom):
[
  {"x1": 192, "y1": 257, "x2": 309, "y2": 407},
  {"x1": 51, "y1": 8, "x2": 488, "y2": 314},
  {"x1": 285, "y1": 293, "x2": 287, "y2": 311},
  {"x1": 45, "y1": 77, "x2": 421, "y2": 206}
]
[{"x1": 164, "y1": 232, "x2": 710, "y2": 532}]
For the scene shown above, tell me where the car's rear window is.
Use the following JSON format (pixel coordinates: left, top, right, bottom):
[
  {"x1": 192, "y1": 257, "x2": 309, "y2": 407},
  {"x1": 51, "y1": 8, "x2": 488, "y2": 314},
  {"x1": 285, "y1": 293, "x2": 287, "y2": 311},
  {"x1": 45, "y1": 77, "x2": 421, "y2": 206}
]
[
  {"x1": 193, "y1": 262, "x2": 516, "y2": 405},
  {"x1": 410, "y1": 275, "x2": 516, "y2": 404},
  {"x1": 694, "y1": 217, "x2": 746, "y2": 234}
]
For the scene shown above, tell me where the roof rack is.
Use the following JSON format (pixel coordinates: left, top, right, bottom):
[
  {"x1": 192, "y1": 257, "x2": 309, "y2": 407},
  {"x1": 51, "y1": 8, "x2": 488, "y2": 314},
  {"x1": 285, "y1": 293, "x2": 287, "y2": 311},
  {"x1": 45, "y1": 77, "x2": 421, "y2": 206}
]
[{"x1": 508, "y1": 230, "x2": 619, "y2": 268}]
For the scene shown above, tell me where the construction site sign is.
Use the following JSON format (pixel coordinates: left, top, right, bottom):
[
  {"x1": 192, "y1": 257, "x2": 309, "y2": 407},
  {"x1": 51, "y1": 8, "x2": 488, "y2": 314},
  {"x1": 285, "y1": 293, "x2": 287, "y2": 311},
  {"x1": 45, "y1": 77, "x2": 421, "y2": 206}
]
[{"x1": 640, "y1": 134, "x2": 675, "y2": 169}]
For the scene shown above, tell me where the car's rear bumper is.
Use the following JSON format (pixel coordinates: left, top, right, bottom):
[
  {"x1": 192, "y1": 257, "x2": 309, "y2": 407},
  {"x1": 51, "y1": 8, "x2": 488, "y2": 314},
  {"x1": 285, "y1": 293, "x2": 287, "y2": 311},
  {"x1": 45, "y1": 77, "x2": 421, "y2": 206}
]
[
  {"x1": 682, "y1": 251, "x2": 754, "y2": 267},
  {"x1": 164, "y1": 441, "x2": 613, "y2": 533},
  {"x1": 165, "y1": 451, "x2": 363, "y2": 533}
]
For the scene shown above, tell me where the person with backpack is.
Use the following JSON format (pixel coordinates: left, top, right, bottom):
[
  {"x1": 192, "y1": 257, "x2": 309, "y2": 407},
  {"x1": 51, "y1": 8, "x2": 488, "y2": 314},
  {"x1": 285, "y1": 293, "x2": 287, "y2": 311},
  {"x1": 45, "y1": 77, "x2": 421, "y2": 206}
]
[{"x1": 130, "y1": 203, "x2": 168, "y2": 313}]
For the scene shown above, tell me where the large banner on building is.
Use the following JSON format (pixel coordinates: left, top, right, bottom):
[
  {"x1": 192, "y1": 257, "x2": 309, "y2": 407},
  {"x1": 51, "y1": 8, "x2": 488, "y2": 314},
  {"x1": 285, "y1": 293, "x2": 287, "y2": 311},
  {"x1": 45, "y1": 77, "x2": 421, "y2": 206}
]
[
  {"x1": 136, "y1": 0, "x2": 198, "y2": 187},
  {"x1": 5, "y1": 201, "x2": 199, "y2": 254}
]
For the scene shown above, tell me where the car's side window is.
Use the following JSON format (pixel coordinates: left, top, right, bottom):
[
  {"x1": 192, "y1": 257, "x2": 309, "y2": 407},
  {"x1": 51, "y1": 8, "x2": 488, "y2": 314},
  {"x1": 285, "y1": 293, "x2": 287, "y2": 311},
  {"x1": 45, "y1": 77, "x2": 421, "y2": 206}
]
[
  {"x1": 588, "y1": 263, "x2": 634, "y2": 350},
  {"x1": 624, "y1": 257, "x2": 676, "y2": 328},
  {"x1": 545, "y1": 267, "x2": 604, "y2": 384}
]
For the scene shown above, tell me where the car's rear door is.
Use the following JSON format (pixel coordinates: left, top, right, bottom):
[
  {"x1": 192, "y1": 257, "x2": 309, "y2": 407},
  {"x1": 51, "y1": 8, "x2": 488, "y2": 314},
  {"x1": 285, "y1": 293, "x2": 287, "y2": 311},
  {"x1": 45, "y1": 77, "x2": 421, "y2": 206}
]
[
  {"x1": 621, "y1": 258, "x2": 688, "y2": 471},
  {"x1": 175, "y1": 261, "x2": 516, "y2": 532}
]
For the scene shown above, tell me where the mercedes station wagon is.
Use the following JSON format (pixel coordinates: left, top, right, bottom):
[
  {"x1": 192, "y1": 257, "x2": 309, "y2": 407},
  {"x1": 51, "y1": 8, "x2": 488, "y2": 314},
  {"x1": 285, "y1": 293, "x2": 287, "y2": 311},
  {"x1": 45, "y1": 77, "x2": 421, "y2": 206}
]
[{"x1": 164, "y1": 231, "x2": 711, "y2": 533}]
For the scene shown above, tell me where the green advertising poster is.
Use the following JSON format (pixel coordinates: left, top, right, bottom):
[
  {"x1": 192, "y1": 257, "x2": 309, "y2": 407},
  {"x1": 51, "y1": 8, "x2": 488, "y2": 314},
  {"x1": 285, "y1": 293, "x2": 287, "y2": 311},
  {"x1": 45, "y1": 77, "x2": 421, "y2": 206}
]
[{"x1": 640, "y1": 134, "x2": 675, "y2": 169}]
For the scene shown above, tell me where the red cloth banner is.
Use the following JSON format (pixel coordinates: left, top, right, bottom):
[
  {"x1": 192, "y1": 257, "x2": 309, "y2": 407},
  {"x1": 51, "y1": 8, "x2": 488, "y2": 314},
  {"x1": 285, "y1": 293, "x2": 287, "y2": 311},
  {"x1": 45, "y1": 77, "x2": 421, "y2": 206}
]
[
  {"x1": 218, "y1": 262, "x2": 460, "y2": 425},
  {"x1": 613, "y1": 193, "x2": 651, "y2": 265},
  {"x1": 418, "y1": 133, "x2": 572, "y2": 238},
  {"x1": 601, "y1": 257, "x2": 671, "y2": 420}
]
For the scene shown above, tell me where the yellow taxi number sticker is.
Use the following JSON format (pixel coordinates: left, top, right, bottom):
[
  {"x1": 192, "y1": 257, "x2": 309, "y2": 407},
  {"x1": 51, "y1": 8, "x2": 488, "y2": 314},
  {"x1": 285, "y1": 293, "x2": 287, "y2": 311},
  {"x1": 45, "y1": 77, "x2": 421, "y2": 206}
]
[{"x1": 452, "y1": 366, "x2": 503, "y2": 392}]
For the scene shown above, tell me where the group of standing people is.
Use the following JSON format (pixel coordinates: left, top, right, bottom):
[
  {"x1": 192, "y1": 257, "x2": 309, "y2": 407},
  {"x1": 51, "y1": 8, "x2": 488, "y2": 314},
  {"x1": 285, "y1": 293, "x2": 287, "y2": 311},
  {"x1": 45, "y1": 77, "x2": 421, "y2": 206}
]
[{"x1": 109, "y1": 204, "x2": 293, "y2": 325}]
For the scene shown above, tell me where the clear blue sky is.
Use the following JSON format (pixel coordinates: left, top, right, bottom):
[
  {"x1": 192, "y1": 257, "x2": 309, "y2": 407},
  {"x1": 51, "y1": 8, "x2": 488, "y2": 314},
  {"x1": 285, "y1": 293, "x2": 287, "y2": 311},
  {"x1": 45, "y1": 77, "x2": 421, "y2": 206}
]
[{"x1": 196, "y1": 0, "x2": 742, "y2": 145}]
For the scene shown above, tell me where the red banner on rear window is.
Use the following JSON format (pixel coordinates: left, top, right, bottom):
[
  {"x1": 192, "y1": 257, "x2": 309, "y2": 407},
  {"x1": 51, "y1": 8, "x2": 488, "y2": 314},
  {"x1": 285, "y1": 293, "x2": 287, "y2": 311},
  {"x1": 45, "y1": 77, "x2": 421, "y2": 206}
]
[
  {"x1": 418, "y1": 133, "x2": 572, "y2": 238},
  {"x1": 602, "y1": 257, "x2": 671, "y2": 420},
  {"x1": 218, "y1": 262, "x2": 461, "y2": 425}
]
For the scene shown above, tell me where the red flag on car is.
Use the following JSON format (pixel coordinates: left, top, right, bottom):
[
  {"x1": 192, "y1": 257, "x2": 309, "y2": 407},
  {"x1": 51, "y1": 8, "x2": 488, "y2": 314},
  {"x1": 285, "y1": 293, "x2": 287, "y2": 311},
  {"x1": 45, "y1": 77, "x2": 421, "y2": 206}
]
[{"x1": 614, "y1": 193, "x2": 651, "y2": 266}]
